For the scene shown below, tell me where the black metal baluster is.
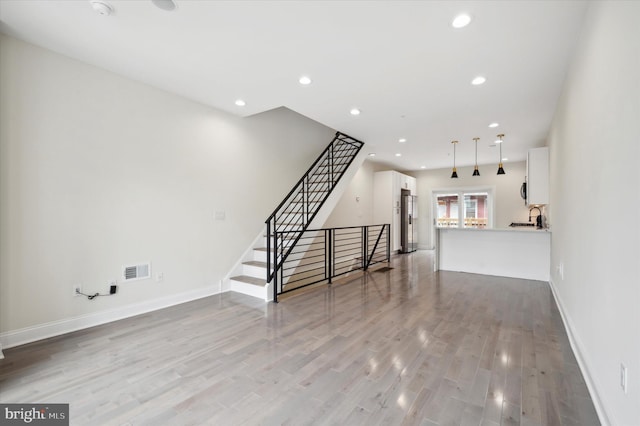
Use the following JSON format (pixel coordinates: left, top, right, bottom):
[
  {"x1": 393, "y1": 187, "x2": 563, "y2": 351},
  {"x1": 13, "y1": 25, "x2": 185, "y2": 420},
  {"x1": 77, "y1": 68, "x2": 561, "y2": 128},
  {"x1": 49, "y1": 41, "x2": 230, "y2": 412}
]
[
  {"x1": 273, "y1": 231, "x2": 279, "y2": 303},
  {"x1": 264, "y1": 133, "x2": 364, "y2": 301}
]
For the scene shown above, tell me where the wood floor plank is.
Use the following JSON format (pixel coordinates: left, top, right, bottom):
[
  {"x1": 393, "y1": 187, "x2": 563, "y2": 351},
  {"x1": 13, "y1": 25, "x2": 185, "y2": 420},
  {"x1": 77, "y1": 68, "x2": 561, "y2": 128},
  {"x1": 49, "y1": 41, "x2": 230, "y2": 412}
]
[{"x1": 0, "y1": 251, "x2": 600, "y2": 425}]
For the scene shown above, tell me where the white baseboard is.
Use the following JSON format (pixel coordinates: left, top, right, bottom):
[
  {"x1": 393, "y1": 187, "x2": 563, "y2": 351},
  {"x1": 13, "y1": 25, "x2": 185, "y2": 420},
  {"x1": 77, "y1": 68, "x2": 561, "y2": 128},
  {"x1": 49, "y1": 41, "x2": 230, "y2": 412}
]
[
  {"x1": 548, "y1": 278, "x2": 611, "y2": 426},
  {"x1": 0, "y1": 285, "x2": 222, "y2": 353}
]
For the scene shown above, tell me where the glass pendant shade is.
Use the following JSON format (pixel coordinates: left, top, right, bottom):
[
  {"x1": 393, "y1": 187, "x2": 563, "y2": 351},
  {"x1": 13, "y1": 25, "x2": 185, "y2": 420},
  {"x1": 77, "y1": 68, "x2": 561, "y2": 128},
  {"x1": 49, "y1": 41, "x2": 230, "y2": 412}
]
[
  {"x1": 472, "y1": 137, "x2": 480, "y2": 176},
  {"x1": 451, "y1": 140, "x2": 458, "y2": 179}
]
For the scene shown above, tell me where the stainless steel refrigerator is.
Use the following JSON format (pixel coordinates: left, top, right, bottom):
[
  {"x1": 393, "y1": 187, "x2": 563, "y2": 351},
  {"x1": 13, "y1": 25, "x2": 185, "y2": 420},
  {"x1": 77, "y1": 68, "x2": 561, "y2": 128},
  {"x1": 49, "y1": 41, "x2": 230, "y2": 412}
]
[{"x1": 400, "y1": 189, "x2": 418, "y2": 253}]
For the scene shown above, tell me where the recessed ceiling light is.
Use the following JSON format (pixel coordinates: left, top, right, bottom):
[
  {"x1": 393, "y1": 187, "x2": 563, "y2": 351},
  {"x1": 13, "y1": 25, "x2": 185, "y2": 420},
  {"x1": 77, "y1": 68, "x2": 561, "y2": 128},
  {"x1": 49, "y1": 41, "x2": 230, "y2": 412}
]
[
  {"x1": 489, "y1": 122, "x2": 499, "y2": 128},
  {"x1": 471, "y1": 76, "x2": 486, "y2": 85},
  {"x1": 395, "y1": 153, "x2": 402, "y2": 157},
  {"x1": 398, "y1": 138, "x2": 407, "y2": 143},
  {"x1": 299, "y1": 76, "x2": 312, "y2": 85},
  {"x1": 350, "y1": 108, "x2": 361, "y2": 116},
  {"x1": 502, "y1": 158, "x2": 508, "y2": 161},
  {"x1": 90, "y1": 1, "x2": 113, "y2": 15},
  {"x1": 451, "y1": 14, "x2": 472, "y2": 29},
  {"x1": 368, "y1": 153, "x2": 376, "y2": 157},
  {"x1": 151, "y1": 0, "x2": 177, "y2": 11},
  {"x1": 495, "y1": 138, "x2": 502, "y2": 144},
  {"x1": 421, "y1": 166, "x2": 426, "y2": 169},
  {"x1": 235, "y1": 99, "x2": 246, "y2": 107}
]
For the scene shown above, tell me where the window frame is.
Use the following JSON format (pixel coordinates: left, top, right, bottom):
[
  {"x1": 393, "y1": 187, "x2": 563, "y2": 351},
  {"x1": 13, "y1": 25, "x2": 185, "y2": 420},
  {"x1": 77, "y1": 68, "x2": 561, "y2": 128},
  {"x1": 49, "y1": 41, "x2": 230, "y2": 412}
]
[{"x1": 432, "y1": 186, "x2": 495, "y2": 230}]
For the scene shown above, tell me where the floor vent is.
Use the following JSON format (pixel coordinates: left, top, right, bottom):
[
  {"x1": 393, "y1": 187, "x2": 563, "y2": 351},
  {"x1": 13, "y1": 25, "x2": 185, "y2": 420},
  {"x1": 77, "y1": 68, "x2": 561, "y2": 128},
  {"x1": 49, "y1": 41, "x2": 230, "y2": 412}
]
[{"x1": 123, "y1": 263, "x2": 151, "y2": 282}]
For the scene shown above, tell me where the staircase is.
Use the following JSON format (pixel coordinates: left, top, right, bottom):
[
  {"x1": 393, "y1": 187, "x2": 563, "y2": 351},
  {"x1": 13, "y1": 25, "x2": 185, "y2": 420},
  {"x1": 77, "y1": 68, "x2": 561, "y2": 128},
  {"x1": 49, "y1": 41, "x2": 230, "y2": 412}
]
[
  {"x1": 228, "y1": 244, "x2": 272, "y2": 300},
  {"x1": 228, "y1": 132, "x2": 364, "y2": 301}
]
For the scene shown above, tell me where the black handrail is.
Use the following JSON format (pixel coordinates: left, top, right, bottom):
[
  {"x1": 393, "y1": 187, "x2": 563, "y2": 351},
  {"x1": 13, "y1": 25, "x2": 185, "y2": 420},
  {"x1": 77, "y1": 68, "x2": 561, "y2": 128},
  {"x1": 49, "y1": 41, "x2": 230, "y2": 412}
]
[
  {"x1": 266, "y1": 133, "x2": 362, "y2": 222},
  {"x1": 265, "y1": 132, "x2": 364, "y2": 287}
]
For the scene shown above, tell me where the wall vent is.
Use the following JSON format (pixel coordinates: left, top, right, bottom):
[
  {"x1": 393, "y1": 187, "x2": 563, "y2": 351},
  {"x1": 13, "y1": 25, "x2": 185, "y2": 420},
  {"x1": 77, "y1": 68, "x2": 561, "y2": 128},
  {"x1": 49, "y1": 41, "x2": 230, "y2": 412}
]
[{"x1": 123, "y1": 263, "x2": 151, "y2": 282}]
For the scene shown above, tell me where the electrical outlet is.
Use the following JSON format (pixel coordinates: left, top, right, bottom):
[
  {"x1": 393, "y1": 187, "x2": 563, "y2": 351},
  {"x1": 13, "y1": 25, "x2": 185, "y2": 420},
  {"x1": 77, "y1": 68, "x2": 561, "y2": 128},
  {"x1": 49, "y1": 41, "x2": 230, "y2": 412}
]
[
  {"x1": 156, "y1": 272, "x2": 164, "y2": 282},
  {"x1": 621, "y1": 363, "x2": 628, "y2": 393},
  {"x1": 73, "y1": 285, "x2": 82, "y2": 297}
]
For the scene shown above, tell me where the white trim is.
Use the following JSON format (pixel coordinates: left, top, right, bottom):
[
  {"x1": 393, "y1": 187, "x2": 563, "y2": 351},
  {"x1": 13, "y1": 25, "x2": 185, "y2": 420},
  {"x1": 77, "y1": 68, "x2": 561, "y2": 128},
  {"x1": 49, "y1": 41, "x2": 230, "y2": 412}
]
[
  {"x1": 0, "y1": 285, "x2": 221, "y2": 352},
  {"x1": 229, "y1": 279, "x2": 267, "y2": 301},
  {"x1": 222, "y1": 229, "x2": 266, "y2": 292},
  {"x1": 548, "y1": 278, "x2": 611, "y2": 426}
]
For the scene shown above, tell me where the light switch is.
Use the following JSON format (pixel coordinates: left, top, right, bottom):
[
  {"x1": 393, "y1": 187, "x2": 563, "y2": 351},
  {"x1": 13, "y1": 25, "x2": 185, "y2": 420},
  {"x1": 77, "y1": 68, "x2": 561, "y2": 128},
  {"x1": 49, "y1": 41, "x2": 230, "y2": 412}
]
[{"x1": 215, "y1": 210, "x2": 226, "y2": 220}]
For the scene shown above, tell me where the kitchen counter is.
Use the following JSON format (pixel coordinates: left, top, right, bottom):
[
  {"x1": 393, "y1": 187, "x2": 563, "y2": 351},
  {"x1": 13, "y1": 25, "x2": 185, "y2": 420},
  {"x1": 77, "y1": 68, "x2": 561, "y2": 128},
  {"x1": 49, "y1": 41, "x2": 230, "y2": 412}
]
[
  {"x1": 441, "y1": 227, "x2": 550, "y2": 233},
  {"x1": 436, "y1": 227, "x2": 550, "y2": 281}
]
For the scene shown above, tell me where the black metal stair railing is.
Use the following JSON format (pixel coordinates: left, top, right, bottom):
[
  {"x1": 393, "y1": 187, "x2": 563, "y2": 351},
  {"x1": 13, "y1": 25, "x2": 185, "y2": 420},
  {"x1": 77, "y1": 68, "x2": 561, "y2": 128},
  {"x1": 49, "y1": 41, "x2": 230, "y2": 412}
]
[
  {"x1": 265, "y1": 132, "x2": 364, "y2": 293},
  {"x1": 272, "y1": 224, "x2": 390, "y2": 302}
]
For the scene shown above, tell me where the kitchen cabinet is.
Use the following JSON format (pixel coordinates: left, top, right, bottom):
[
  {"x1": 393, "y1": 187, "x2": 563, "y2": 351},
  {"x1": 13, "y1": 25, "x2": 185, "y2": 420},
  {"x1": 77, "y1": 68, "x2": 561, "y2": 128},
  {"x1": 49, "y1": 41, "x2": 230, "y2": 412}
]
[
  {"x1": 437, "y1": 227, "x2": 550, "y2": 281},
  {"x1": 526, "y1": 147, "x2": 549, "y2": 206},
  {"x1": 373, "y1": 171, "x2": 417, "y2": 252}
]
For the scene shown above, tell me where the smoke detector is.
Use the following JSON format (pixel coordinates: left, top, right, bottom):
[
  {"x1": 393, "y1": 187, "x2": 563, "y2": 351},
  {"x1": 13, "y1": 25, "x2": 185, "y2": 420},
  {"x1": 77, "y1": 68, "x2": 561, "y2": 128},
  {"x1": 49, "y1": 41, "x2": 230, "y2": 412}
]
[{"x1": 91, "y1": 1, "x2": 114, "y2": 16}]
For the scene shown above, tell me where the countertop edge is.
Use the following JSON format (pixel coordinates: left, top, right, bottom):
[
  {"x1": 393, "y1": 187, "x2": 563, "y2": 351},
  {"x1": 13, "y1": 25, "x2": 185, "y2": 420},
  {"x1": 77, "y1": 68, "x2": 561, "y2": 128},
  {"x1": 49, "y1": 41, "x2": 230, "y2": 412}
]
[{"x1": 437, "y1": 227, "x2": 551, "y2": 234}]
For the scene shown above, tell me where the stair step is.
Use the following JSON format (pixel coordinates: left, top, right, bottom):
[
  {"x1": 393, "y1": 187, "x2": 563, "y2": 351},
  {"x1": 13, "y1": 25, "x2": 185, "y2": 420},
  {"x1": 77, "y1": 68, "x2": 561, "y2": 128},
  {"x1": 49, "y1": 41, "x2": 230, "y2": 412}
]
[
  {"x1": 243, "y1": 260, "x2": 267, "y2": 268},
  {"x1": 230, "y1": 275, "x2": 265, "y2": 287},
  {"x1": 254, "y1": 247, "x2": 273, "y2": 252}
]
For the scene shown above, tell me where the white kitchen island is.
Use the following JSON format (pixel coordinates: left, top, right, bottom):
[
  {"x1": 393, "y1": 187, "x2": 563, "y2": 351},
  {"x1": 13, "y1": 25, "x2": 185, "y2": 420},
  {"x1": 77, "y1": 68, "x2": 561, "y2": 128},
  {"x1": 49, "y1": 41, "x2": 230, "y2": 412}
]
[{"x1": 436, "y1": 227, "x2": 550, "y2": 281}]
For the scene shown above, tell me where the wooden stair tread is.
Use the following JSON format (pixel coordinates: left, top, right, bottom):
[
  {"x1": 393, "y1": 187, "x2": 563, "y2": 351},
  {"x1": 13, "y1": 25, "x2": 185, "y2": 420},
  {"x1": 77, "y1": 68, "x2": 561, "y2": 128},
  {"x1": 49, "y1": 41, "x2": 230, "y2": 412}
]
[
  {"x1": 230, "y1": 275, "x2": 266, "y2": 287},
  {"x1": 243, "y1": 260, "x2": 267, "y2": 268}
]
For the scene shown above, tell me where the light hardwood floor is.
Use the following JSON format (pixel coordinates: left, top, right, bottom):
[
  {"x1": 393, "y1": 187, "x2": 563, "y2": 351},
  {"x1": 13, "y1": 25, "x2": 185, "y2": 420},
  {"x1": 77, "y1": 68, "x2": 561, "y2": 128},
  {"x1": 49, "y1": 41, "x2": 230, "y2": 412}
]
[{"x1": 0, "y1": 251, "x2": 599, "y2": 425}]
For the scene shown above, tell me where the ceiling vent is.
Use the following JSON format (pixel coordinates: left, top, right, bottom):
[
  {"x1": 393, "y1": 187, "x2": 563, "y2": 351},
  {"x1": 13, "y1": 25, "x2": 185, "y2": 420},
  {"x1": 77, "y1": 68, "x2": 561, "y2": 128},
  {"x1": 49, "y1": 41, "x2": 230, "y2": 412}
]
[{"x1": 123, "y1": 263, "x2": 151, "y2": 282}]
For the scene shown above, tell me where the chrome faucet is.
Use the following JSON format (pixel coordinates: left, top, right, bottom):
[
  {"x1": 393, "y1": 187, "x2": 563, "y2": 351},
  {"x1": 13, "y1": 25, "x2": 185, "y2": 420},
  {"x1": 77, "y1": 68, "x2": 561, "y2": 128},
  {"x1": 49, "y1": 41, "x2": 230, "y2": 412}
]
[{"x1": 529, "y1": 206, "x2": 543, "y2": 228}]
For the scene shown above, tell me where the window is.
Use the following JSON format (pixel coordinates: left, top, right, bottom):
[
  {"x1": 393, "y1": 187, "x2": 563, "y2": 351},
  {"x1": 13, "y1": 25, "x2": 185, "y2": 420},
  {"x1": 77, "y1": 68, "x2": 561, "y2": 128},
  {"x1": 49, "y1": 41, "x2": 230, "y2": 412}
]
[
  {"x1": 436, "y1": 194, "x2": 459, "y2": 228},
  {"x1": 463, "y1": 193, "x2": 488, "y2": 228},
  {"x1": 465, "y1": 198, "x2": 477, "y2": 219},
  {"x1": 434, "y1": 189, "x2": 493, "y2": 229}
]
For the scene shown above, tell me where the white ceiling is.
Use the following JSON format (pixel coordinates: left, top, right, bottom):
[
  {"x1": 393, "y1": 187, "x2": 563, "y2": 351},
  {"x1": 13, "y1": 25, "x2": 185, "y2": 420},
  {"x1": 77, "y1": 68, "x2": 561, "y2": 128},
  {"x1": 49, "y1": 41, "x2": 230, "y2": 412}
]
[{"x1": 0, "y1": 0, "x2": 588, "y2": 171}]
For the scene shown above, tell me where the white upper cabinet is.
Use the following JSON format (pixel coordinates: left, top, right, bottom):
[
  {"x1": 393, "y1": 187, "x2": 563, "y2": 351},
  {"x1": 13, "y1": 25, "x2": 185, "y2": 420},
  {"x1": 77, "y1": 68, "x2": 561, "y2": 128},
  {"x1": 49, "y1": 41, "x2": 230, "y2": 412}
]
[{"x1": 526, "y1": 147, "x2": 549, "y2": 206}]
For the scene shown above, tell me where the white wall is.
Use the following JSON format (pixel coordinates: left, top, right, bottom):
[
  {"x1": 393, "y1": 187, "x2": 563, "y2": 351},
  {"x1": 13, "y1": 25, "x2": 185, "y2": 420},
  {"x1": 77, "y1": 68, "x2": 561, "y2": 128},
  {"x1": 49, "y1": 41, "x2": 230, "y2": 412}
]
[
  {"x1": 325, "y1": 160, "x2": 529, "y2": 251},
  {"x1": 0, "y1": 35, "x2": 335, "y2": 339},
  {"x1": 546, "y1": 2, "x2": 640, "y2": 424},
  {"x1": 415, "y1": 161, "x2": 531, "y2": 249},
  {"x1": 322, "y1": 159, "x2": 382, "y2": 228}
]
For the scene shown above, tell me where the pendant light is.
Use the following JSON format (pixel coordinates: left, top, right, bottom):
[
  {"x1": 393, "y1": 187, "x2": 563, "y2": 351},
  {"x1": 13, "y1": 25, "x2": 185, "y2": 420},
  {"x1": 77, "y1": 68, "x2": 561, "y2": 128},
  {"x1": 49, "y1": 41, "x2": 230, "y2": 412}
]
[
  {"x1": 450, "y1": 140, "x2": 458, "y2": 178},
  {"x1": 472, "y1": 137, "x2": 480, "y2": 176},
  {"x1": 497, "y1": 134, "x2": 506, "y2": 175}
]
